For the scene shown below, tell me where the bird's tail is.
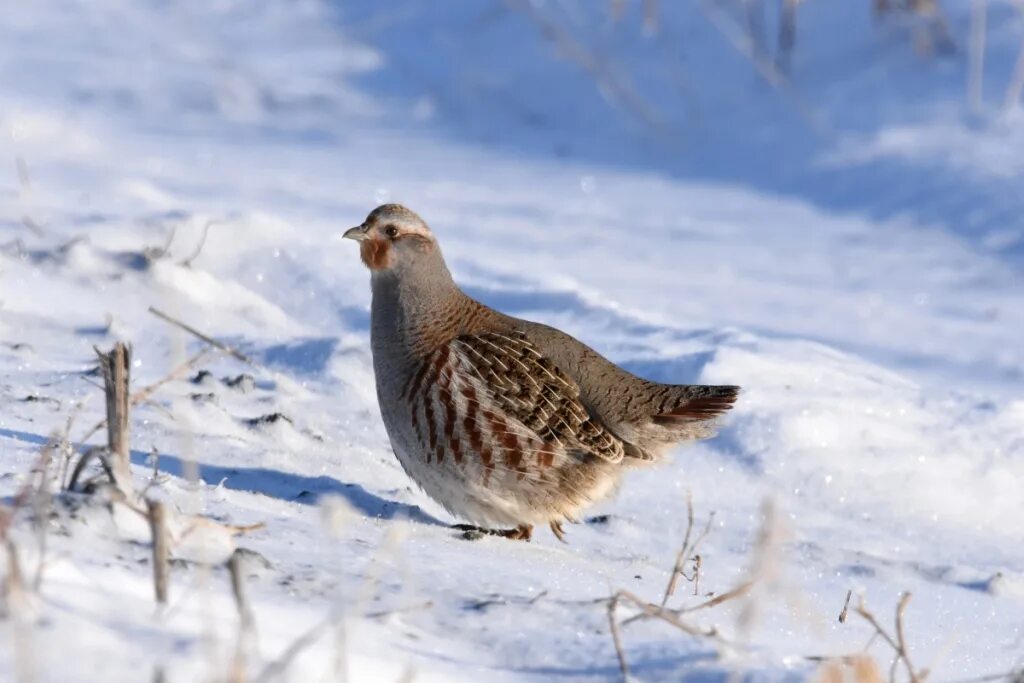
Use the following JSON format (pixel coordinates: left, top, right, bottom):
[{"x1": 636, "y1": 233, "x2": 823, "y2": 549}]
[
  {"x1": 622, "y1": 384, "x2": 739, "y2": 462},
  {"x1": 651, "y1": 385, "x2": 740, "y2": 426}
]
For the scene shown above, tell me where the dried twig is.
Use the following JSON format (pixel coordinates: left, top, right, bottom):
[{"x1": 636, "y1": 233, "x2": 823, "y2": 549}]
[
  {"x1": 2, "y1": 446, "x2": 69, "y2": 539},
  {"x1": 607, "y1": 498, "x2": 769, "y2": 679},
  {"x1": 179, "y1": 220, "x2": 216, "y2": 268},
  {"x1": 607, "y1": 594, "x2": 631, "y2": 680},
  {"x1": 838, "y1": 589, "x2": 852, "y2": 623},
  {"x1": 4, "y1": 539, "x2": 38, "y2": 683},
  {"x1": 15, "y1": 157, "x2": 44, "y2": 238},
  {"x1": 65, "y1": 447, "x2": 114, "y2": 493},
  {"x1": 661, "y1": 493, "x2": 695, "y2": 607},
  {"x1": 364, "y1": 600, "x2": 435, "y2": 620},
  {"x1": 227, "y1": 549, "x2": 257, "y2": 683},
  {"x1": 850, "y1": 592, "x2": 926, "y2": 683},
  {"x1": 147, "y1": 499, "x2": 169, "y2": 605},
  {"x1": 506, "y1": 0, "x2": 669, "y2": 134},
  {"x1": 78, "y1": 347, "x2": 216, "y2": 446},
  {"x1": 148, "y1": 307, "x2": 255, "y2": 366},
  {"x1": 95, "y1": 343, "x2": 133, "y2": 496},
  {"x1": 228, "y1": 549, "x2": 255, "y2": 628},
  {"x1": 30, "y1": 439, "x2": 56, "y2": 591},
  {"x1": 253, "y1": 614, "x2": 334, "y2": 683},
  {"x1": 698, "y1": 0, "x2": 829, "y2": 133},
  {"x1": 661, "y1": 496, "x2": 715, "y2": 607}
]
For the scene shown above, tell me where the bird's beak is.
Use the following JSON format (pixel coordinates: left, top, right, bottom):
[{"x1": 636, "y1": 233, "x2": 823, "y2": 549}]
[{"x1": 343, "y1": 225, "x2": 369, "y2": 242}]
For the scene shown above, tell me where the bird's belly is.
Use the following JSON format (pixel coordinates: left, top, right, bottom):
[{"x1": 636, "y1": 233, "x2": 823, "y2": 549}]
[
  {"x1": 373, "y1": 346, "x2": 622, "y2": 528},
  {"x1": 382, "y1": 411, "x2": 620, "y2": 528},
  {"x1": 386, "y1": 436, "x2": 534, "y2": 527}
]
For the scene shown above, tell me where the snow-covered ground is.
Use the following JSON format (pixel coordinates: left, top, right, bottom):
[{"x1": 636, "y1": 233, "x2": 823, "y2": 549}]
[{"x1": 1, "y1": 1, "x2": 1022, "y2": 681}]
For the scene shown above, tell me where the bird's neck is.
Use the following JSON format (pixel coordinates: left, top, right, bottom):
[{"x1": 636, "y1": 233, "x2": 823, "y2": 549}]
[{"x1": 369, "y1": 256, "x2": 465, "y2": 359}]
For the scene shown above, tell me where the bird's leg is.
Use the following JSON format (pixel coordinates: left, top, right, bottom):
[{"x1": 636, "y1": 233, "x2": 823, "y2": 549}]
[
  {"x1": 453, "y1": 523, "x2": 533, "y2": 541},
  {"x1": 549, "y1": 520, "x2": 568, "y2": 544}
]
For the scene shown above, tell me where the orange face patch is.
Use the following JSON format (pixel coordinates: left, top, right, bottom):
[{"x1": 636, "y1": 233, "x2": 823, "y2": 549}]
[{"x1": 360, "y1": 238, "x2": 394, "y2": 271}]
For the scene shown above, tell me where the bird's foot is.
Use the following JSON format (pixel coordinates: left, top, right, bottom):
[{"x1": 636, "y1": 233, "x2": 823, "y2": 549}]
[{"x1": 453, "y1": 523, "x2": 533, "y2": 542}]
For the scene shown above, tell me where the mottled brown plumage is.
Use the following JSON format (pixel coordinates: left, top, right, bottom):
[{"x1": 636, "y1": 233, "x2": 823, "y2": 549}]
[{"x1": 343, "y1": 204, "x2": 739, "y2": 541}]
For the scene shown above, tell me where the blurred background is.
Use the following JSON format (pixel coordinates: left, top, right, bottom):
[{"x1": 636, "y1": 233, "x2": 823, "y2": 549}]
[{"x1": 4, "y1": 0, "x2": 1024, "y2": 392}]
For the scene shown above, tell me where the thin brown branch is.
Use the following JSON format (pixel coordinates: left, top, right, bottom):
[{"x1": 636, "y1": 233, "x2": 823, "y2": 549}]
[
  {"x1": 698, "y1": 0, "x2": 829, "y2": 134},
  {"x1": 676, "y1": 578, "x2": 756, "y2": 614},
  {"x1": 227, "y1": 549, "x2": 255, "y2": 629},
  {"x1": 5, "y1": 538, "x2": 38, "y2": 683},
  {"x1": 506, "y1": 0, "x2": 669, "y2": 134},
  {"x1": 893, "y1": 592, "x2": 920, "y2": 683},
  {"x1": 95, "y1": 343, "x2": 133, "y2": 496},
  {"x1": 850, "y1": 593, "x2": 926, "y2": 683},
  {"x1": 179, "y1": 220, "x2": 216, "y2": 268},
  {"x1": 148, "y1": 307, "x2": 255, "y2": 366},
  {"x1": 2, "y1": 446, "x2": 67, "y2": 539},
  {"x1": 30, "y1": 438, "x2": 56, "y2": 591},
  {"x1": 253, "y1": 614, "x2": 333, "y2": 683},
  {"x1": 146, "y1": 499, "x2": 169, "y2": 605},
  {"x1": 661, "y1": 493, "x2": 695, "y2": 607},
  {"x1": 79, "y1": 347, "x2": 216, "y2": 445},
  {"x1": 607, "y1": 594, "x2": 630, "y2": 681},
  {"x1": 228, "y1": 548, "x2": 257, "y2": 683},
  {"x1": 364, "y1": 600, "x2": 435, "y2": 620},
  {"x1": 839, "y1": 589, "x2": 852, "y2": 623},
  {"x1": 617, "y1": 589, "x2": 721, "y2": 639},
  {"x1": 65, "y1": 447, "x2": 112, "y2": 493}
]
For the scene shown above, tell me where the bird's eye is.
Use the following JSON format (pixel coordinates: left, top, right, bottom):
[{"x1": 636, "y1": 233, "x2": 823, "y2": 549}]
[{"x1": 384, "y1": 225, "x2": 399, "y2": 238}]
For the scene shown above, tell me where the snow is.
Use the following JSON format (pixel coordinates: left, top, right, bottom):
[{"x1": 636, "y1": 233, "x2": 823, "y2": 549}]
[{"x1": 1, "y1": 0, "x2": 1023, "y2": 681}]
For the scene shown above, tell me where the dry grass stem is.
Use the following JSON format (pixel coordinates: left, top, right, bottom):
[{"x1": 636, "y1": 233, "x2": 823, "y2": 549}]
[
  {"x1": 698, "y1": 0, "x2": 828, "y2": 133},
  {"x1": 507, "y1": 0, "x2": 668, "y2": 134},
  {"x1": 4, "y1": 539, "x2": 38, "y2": 683},
  {"x1": 607, "y1": 594, "x2": 631, "y2": 680},
  {"x1": 79, "y1": 347, "x2": 216, "y2": 445},
  {"x1": 95, "y1": 343, "x2": 133, "y2": 496},
  {"x1": 364, "y1": 600, "x2": 435, "y2": 620},
  {"x1": 180, "y1": 219, "x2": 216, "y2": 268},
  {"x1": 253, "y1": 614, "x2": 334, "y2": 683},
  {"x1": 661, "y1": 492, "x2": 695, "y2": 607},
  {"x1": 849, "y1": 592, "x2": 927, "y2": 683},
  {"x1": 228, "y1": 549, "x2": 256, "y2": 630},
  {"x1": 606, "y1": 499, "x2": 785, "y2": 680},
  {"x1": 146, "y1": 499, "x2": 170, "y2": 605},
  {"x1": 661, "y1": 495, "x2": 715, "y2": 607},
  {"x1": 148, "y1": 306, "x2": 256, "y2": 366},
  {"x1": 29, "y1": 439, "x2": 56, "y2": 591},
  {"x1": 839, "y1": 589, "x2": 853, "y2": 623},
  {"x1": 228, "y1": 549, "x2": 258, "y2": 683},
  {"x1": 64, "y1": 446, "x2": 114, "y2": 493},
  {"x1": 178, "y1": 517, "x2": 266, "y2": 541}
]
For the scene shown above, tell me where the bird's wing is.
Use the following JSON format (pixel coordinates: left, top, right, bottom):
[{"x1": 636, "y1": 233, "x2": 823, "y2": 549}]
[{"x1": 449, "y1": 331, "x2": 625, "y2": 464}]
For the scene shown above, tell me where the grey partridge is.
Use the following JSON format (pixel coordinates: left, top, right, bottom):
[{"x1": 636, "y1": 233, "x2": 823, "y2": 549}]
[{"x1": 344, "y1": 205, "x2": 739, "y2": 542}]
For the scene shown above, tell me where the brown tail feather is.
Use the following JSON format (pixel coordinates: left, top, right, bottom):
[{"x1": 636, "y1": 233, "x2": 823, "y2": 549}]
[{"x1": 651, "y1": 386, "x2": 739, "y2": 426}]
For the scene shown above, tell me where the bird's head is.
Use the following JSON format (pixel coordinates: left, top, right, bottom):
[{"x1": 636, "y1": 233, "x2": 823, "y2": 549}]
[{"x1": 343, "y1": 204, "x2": 438, "y2": 273}]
